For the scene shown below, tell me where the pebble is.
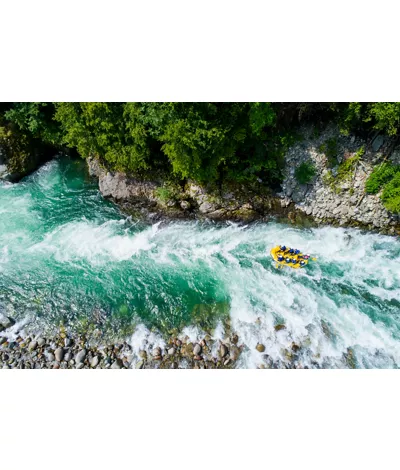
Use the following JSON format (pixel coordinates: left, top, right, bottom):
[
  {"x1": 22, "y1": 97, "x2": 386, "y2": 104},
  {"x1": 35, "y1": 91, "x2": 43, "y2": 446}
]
[
  {"x1": 64, "y1": 352, "x2": 72, "y2": 362},
  {"x1": 76, "y1": 363, "x2": 84, "y2": 369},
  {"x1": 274, "y1": 324, "x2": 286, "y2": 332},
  {"x1": 90, "y1": 356, "x2": 99, "y2": 368},
  {"x1": 135, "y1": 360, "x2": 144, "y2": 369},
  {"x1": 168, "y1": 347, "x2": 175, "y2": 356},
  {"x1": 1, "y1": 317, "x2": 15, "y2": 329},
  {"x1": 64, "y1": 338, "x2": 73, "y2": 348},
  {"x1": 220, "y1": 344, "x2": 228, "y2": 358},
  {"x1": 230, "y1": 345, "x2": 240, "y2": 360},
  {"x1": 256, "y1": 343, "x2": 266, "y2": 353},
  {"x1": 28, "y1": 341, "x2": 37, "y2": 351},
  {"x1": 152, "y1": 347, "x2": 161, "y2": 358},
  {"x1": 37, "y1": 338, "x2": 46, "y2": 347},
  {"x1": 193, "y1": 344, "x2": 202, "y2": 355},
  {"x1": 47, "y1": 353, "x2": 55, "y2": 362},
  {"x1": 0, "y1": 337, "x2": 6, "y2": 345},
  {"x1": 55, "y1": 348, "x2": 64, "y2": 362},
  {"x1": 75, "y1": 349, "x2": 87, "y2": 363}
]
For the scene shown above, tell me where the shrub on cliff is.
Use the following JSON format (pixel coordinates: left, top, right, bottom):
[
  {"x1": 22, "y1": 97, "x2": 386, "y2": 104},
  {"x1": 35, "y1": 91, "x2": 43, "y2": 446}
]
[
  {"x1": 295, "y1": 161, "x2": 316, "y2": 184},
  {"x1": 381, "y1": 172, "x2": 400, "y2": 213},
  {"x1": 366, "y1": 163, "x2": 398, "y2": 194}
]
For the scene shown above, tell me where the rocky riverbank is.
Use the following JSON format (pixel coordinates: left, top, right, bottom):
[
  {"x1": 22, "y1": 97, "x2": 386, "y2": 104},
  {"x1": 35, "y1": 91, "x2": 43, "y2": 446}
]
[
  {"x1": 0, "y1": 315, "x2": 247, "y2": 369},
  {"x1": 87, "y1": 125, "x2": 400, "y2": 236},
  {"x1": 0, "y1": 314, "x2": 324, "y2": 369}
]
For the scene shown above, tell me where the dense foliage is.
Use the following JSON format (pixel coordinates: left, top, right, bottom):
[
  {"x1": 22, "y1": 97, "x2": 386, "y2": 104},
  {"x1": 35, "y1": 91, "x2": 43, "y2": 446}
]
[
  {"x1": 295, "y1": 161, "x2": 316, "y2": 184},
  {"x1": 365, "y1": 163, "x2": 399, "y2": 194},
  {"x1": 1, "y1": 102, "x2": 400, "y2": 210},
  {"x1": 381, "y1": 172, "x2": 400, "y2": 213}
]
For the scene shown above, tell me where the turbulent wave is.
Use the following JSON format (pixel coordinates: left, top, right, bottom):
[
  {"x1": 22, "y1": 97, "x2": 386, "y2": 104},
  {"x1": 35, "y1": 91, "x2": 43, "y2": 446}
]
[{"x1": 1, "y1": 158, "x2": 400, "y2": 368}]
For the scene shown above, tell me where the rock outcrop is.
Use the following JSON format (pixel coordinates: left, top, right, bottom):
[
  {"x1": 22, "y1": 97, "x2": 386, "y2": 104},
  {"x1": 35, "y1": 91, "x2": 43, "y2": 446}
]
[
  {"x1": 278, "y1": 125, "x2": 399, "y2": 235},
  {"x1": 87, "y1": 127, "x2": 400, "y2": 235}
]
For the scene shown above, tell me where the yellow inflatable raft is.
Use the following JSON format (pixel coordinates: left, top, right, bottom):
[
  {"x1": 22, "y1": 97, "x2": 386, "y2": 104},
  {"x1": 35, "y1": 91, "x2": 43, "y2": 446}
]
[{"x1": 270, "y1": 245, "x2": 315, "y2": 269}]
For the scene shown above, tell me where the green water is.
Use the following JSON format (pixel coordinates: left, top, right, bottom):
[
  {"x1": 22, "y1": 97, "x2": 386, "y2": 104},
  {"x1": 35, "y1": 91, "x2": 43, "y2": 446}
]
[{"x1": 1, "y1": 157, "x2": 400, "y2": 368}]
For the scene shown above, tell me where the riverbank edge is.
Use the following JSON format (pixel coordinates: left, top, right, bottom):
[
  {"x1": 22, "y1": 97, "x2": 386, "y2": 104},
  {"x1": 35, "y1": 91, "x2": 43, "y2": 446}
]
[
  {"x1": 86, "y1": 125, "x2": 400, "y2": 237},
  {"x1": 0, "y1": 316, "x2": 274, "y2": 369}
]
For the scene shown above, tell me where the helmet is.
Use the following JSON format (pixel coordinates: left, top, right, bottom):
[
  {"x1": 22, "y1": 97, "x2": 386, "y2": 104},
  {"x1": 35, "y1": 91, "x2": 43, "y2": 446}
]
[
  {"x1": 300, "y1": 260, "x2": 305, "y2": 266},
  {"x1": 292, "y1": 258, "x2": 296, "y2": 263},
  {"x1": 281, "y1": 245, "x2": 286, "y2": 251},
  {"x1": 285, "y1": 258, "x2": 290, "y2": 263}
]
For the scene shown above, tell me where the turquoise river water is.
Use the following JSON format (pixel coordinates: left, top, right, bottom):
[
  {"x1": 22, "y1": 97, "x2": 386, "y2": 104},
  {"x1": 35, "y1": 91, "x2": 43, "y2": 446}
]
[{"x1": 1, "y1": 157, "x2": 400, "y2": 368}]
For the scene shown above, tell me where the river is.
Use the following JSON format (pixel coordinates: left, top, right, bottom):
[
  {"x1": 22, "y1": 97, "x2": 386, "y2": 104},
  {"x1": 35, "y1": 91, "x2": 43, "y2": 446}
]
[{"x1": 1, "y1": 157, "x2": 400, "y2": 368}]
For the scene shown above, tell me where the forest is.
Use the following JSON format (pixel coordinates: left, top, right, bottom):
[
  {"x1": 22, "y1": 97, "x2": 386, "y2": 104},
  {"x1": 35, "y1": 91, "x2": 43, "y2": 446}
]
[{"x1": 1, "y1": 102, "x2": 400, "y2": 211}]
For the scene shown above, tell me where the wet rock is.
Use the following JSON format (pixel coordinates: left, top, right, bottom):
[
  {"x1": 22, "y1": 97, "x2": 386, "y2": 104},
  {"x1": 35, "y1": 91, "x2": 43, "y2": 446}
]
[
  {"x1": 76, "y1": 363, "x2": 84, "y2": 369},
  {"x1": 0, "y1": 337, "x2": 6, "y2": 345},
  {"x1": 167, "y1": 347, "x2": 175, "y2": 356},
  {"x1": 75, "y1": 349, "x2": 87, "y2": 364},
  {"x1": 274, "y1": 324, "x2": 286, "y2": 332},
  {"x1": 291, "y1": 342, "x2": 300, "y2": 352},
  {"x1": 193, "y1": 344, "x2": 202, "y2": 355},
  {"x1": 180, "y1": 200, "x2": 191, "y2": 210},
  {"x1": 194, "y1": 355, "x2": 202, "y2": 361},
  {"x1": 64, "y1": 352, "x2": 72, "y2": 362},
  {"x1": 90, "y1": 356, "x2": 99, "y2": 368},
  {"x1": 256, "y1": 343, "x2": 265, "y2": 353},
  {"x1": 1, "y1": 317, "x2": 15, "y2": 329},
  {"x1": 135, "y1": 360, "x2": 144, "y2": 369},
  {"x1": 64, "y1": 338, "x2": 73, "y2": 348},
  {"x1": 152, "y1": 347, "x2": 161, "y2": 358},
  {"x1": 220, "y1": 343, "x2": 228, "y2": 358},
  {"x1": 139, "y1": 350, "x2": 147, "y2": 359},
  {"x1": 231, "y1": 334, "x2": 239, "y2": 344},
  {"x1": 28, "y1": 341, "x2": 37, "y2": 351},
  {"x1": 230, "y1": 345, "x2": 240, "y2": 361},
  {"x1": 37, "y1": 338, "x2": 46, "y2": 347},
  {"x1": 47, "y1": 353, "x2": 55, "y2": 362},
  {"x1": 55, "y1": 348, "x2": 64, "y2": 362},
  {"x1": 186, "y1": 342, "x2": 194, "y2": 354}
]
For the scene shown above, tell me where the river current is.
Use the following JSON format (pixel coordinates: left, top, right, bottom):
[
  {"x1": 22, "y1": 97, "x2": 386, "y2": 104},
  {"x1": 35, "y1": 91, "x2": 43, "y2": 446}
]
[{"x1": 1, "y1": 157, "x2": 399, "y2": 368}]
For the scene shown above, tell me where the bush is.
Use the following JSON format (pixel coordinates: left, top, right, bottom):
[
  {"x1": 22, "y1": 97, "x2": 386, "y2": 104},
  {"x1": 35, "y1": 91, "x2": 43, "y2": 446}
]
[
  {"x1": 366, "y1": 162, "x2": 398, "y2": 194},
  {"x1": 337, "y1": 146, "x2": 364, "y2": 182},
  {"x1": 319, "y1": 137, "x2": 338, "y2": 167},
  {"x1": 381, "y1": 172, "x2": 400, "y2": 213},
  {"x1": 295, "y1": 161, "x2": 316, "y2": 184}
]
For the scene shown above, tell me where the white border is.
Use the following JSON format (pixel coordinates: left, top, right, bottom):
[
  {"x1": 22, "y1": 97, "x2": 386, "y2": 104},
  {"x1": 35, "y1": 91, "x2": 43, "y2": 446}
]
[{"x1": 1, "y1": 1, "x2": 400, "y2": 469}]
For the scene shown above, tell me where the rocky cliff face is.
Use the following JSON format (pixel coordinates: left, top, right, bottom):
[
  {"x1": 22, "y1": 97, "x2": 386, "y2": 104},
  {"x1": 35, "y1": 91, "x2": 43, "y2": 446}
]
[
  {"x1": 87, "y1": 127, "x2": 400, "y2": 235},
  {"x1": 87, "y1": 157, "x2": 291, "y2": 223},
  {"x1": 279, "y1": 125, "x2": 399, "y2": 235}
]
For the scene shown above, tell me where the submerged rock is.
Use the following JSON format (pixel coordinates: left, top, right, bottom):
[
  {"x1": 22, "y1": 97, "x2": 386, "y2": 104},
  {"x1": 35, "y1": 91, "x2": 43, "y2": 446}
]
[{"x1": 256, "y1": 343, "x2": 266, "y2": 353}]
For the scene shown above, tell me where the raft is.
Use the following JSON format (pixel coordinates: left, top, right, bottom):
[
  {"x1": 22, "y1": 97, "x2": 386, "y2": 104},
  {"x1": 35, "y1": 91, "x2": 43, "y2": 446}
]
[{"x1": 270, "y1": 245, "x2": 314, "y2": 269}]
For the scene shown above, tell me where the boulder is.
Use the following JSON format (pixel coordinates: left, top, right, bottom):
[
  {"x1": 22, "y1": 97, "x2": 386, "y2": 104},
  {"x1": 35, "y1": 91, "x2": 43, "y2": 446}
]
[
  {"x1": 55, "y1": 348, "x2": 64, "y2": 362},
  {"x1": 75, "y1": 349, "x2": 87, "y2": 363}
]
